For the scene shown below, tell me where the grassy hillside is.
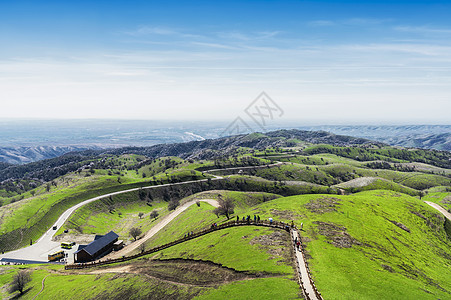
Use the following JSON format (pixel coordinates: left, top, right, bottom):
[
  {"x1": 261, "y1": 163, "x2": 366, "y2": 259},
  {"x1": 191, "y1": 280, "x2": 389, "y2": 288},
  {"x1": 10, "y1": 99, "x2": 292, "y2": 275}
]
[
  {"x1": 0, "y1": 131, "x2": 450, "y2": 299},
  {"x1": 0, "y1": 264, "x2": 208, "y2": 300},
  {"x1": 423, "y1": 191, "x2": 451, "y2": 211},
  {"x1": 334, "y1": 177, "x2": 419, "y2": 196},
  {"x1": 250, "y1": 159, "x2": 449, "y2": 192},
  {"x1": 126, "y1": 189, "x2": 450, "y2": 299},
  {"x1": 1, "y1": 185, "x2": 450, "y2": 299},
  {"x1": 236, "y1": 190, "x2": 451, "y2": 299}
]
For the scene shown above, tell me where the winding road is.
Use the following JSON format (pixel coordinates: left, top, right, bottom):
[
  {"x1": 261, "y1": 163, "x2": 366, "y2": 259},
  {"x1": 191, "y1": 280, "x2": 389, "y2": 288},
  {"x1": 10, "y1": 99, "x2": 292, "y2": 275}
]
[
  {"x1": 0, "y1": 162, "x2": 282, "y2": 262},
  {"x1": 0, "y1": 176, "x2": 222, "y2": 263}
]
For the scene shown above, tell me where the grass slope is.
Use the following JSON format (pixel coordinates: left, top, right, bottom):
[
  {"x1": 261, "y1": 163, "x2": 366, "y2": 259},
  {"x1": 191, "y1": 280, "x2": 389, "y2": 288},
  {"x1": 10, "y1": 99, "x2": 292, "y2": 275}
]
[
  {"x1": 0, "y1": 264, "x2": 204, "y2": 300},
  {"x1": 236, "y1": 190, "x2": 451, "y2": 299}
]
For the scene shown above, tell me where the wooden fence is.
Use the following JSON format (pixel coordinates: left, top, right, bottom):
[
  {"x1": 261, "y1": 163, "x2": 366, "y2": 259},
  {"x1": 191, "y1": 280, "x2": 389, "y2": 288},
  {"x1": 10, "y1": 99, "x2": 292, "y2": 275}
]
[{"x1": 65, "y1": 220, "x2": 323, "y2": 300}]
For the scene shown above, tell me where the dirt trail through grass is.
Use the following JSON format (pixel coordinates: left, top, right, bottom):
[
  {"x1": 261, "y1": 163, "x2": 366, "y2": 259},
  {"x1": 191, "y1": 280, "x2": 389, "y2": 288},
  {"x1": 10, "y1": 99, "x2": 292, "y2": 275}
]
[
  {"x1": 104, "y1": 199, "x2": 219, "y2": 260},
  {"x1": 32, "y1": 274, "x2": 50, "y2": 300},
  {"x1": 425, "y1": 201, "x2": 451, "y2": 221}
]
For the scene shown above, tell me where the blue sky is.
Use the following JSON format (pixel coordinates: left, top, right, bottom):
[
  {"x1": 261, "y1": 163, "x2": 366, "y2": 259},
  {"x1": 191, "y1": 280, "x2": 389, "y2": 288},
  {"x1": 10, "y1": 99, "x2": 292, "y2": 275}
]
[{"x1": 0, "y1": 0, "x2": 450, "y2": 124}]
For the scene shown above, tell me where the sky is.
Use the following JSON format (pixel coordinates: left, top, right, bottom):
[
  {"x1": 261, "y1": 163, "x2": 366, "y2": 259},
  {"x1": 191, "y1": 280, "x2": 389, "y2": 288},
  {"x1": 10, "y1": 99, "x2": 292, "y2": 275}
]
[{"x1": 0, "y1": 0, "x2": 450, "y2": 124}]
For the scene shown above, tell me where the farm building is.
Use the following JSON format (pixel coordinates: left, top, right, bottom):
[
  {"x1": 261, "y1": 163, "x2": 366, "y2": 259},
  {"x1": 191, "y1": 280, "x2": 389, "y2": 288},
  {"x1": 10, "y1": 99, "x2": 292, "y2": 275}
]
[{"x1": 74, "y1": 231, "x2": 119, "y2": 263}]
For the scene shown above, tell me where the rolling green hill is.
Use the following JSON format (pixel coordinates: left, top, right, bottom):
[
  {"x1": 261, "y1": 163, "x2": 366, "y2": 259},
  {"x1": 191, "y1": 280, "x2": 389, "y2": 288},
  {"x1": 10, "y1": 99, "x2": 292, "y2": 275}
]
[{"x1": 1, "y1": 129, "x2": 450, "y2": 299}]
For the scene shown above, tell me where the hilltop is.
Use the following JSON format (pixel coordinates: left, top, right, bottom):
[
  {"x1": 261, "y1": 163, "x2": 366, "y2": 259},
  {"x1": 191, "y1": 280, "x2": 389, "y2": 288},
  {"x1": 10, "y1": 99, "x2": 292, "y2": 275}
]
[{"x1": 0, "y1": 129, "x2": 377, "y2": 192}]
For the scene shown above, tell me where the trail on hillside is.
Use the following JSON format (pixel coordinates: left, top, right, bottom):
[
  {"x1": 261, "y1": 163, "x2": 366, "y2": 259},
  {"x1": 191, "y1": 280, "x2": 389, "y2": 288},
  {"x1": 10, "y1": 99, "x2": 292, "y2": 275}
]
[
  {"x1": 0, "y1": 176, "x2": 224, "y2": 261},
  {"x1": 104, "y1": 199, "x2": 219, "y2": 260},
  {"x1": 67, "y1": 219, "x2": 323, "y2": 299},
  {"x1": 292, "y1": 230, "x2": 319, "y2": 300},
  {"x1": 1, "y1": 162, "x2": 287, "y2": 260},
  {"x1": 32, "y1": 274, "x2": 50, "y2": 300},
  {"x1": 425, "y1": 201, "x2": 451, "y2": 221}
]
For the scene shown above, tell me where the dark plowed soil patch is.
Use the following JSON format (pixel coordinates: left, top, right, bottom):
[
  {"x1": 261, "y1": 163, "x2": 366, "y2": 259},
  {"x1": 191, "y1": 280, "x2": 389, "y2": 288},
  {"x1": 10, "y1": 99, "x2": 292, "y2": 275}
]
[
  {"x1": 410, "y1": 210, "x2": 427, "y2": 221},
  {"x1": 305, "y1": 196, "x2": 341, "y2": 214},
  {"x1": 441, "y1": 195, "x2": 451, "y2": 206},
  {"x1": 250, "y1": 230, "x2": 292, "y2": 264},
  {"x1": 125, "y1": 258, "x2": 273, "y2": 286},
  {"x1": 269, "y1": 209, "x2": 301, "y2": 219},
  {"x1": 384, "y1": 217, "x2": 411, "y2": 233},
  {"x1": 313, "y1": 221, "x2": 361, "y2": 248}
]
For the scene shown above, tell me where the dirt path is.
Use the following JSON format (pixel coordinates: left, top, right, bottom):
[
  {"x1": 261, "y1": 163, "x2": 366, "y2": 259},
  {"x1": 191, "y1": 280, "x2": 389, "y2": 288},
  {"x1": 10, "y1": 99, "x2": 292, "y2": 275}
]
[
  {"x1": 32, "y1": 274, "x2": 50, "y2": 300},
  {"x1": 204, "y1": 162, "x2": 283, "y2": 173},
  {"x1": 425, "y1": 201, "x2": 451, "y2": 221},
  {"x1": 291, "y1": 230, "x2": 319, "y2": 300},
  {"x1": 103, "y1": 199, "x2": 219, "y2": 260}
]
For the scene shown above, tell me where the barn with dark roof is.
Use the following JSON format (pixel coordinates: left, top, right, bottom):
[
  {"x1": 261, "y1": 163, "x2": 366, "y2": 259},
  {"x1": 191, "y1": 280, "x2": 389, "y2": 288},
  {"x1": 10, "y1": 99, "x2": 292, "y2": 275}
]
[{"x1": 74, "y1": 231, "x2": 119, "y2": 263}]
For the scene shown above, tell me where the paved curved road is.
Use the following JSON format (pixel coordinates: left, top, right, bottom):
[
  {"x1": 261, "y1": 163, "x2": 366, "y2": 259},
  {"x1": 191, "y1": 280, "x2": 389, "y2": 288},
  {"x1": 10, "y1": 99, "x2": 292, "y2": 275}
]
[{"x1": 0, "y1": 177, "x2": 222, "y2": 262}]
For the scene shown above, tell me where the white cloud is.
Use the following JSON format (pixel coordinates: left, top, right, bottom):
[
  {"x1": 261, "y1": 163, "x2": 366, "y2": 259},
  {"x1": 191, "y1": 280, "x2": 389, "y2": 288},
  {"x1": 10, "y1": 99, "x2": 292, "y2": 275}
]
[
  {"x1": 343, "y1": 18, "x2": 392, "y2": 26},
  {"x1": 308, "y1": 18, "x2": 391, "y2": 27},
  {"x1": 217, "y1": 31, "x2": 281, "y2": 41},
  {"x1": 339, "y1": 43, "x2": 451, "y2": 57},
  {"x1": 1, "y1": 24, "x2": 450, "y2": 123},
  {"x1": 124, "y1": 26, "x2": 178, "y2": 36},
  {"x1": 307, "y1": 20, "x2": 336, "y2": 27},
  {"x1": 394, "y1": 26, "x2": 451, "y2": 35},
  {"x1": 190, "y1": 42, "x2": 240, "y2": 50},
  {"x1": 123, "y1": 26, "x2": 204, "y2": 39}
]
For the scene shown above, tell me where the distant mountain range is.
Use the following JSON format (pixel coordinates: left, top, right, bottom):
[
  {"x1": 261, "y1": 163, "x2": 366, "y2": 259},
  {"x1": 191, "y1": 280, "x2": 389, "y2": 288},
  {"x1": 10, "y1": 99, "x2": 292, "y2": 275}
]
[
  {"x1": 0, "y1": 129, "x2": 376, "y2": 182},
  {"x1": 0, "y1": 146, "x2": 101, "y2": 165},
  {"x1": 297, "y1": 125, "x2": 451, "y2": 151},
  {"x1": 0, "y1": 122, "x2": 449, "y2": 164}
]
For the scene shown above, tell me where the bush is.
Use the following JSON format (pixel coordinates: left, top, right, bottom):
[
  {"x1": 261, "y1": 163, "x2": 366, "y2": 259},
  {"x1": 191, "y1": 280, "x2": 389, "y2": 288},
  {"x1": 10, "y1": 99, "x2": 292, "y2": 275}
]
[
  {"x1": 129, "y1": 227, "x2": 142, "y2": 241},
  {"x1": 150, "y1": 210, "x2": 159, "y2": 219},
  {"x1": 168, "y1": 199, "x2": 180, "y2": 211}
]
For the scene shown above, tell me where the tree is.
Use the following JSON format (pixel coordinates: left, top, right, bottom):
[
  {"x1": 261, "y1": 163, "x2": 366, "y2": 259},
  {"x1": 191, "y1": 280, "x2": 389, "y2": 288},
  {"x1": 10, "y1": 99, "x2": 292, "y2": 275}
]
[
  {"x1": 129, "y1": 227, "x2": 142, "y2": 241},
  {"x1": 9, "y1": 270, "x2": 31, "y2": 295},
  {"x1": 168, "y1": 199, "x2": 179, "y2": 211},
  {"x1": 213, "y1": 198, "x2": 235, "y2": 220},
  {"x1": 150, "y1": 210, "x2": 159, "y2": 219},
  {"x1": 30, "y1": 190, "x2": 36, "y2": 196},
  {"x1": 138, "y1": 188, "x2": 147, "y2": 201},
  {"x1": 138, "y1": 243, "x2": 146, "y2": 253},
  {"x1": 138, "y1": 212, "x2": 144, "y2": 219}
]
